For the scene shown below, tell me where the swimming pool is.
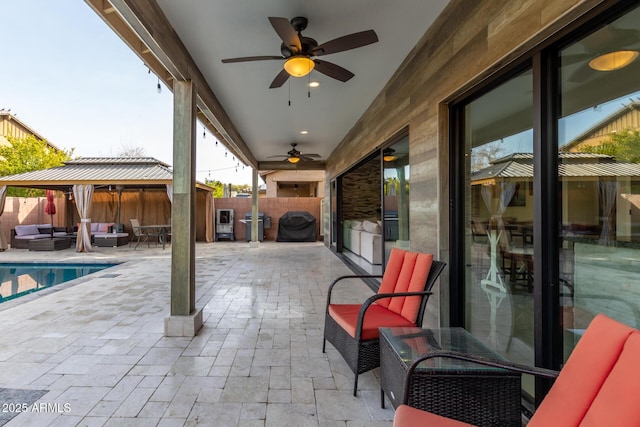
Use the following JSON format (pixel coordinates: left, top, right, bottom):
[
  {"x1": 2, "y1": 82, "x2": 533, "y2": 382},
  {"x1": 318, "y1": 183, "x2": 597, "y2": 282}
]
[{"x1": 0, "y1": 263, "x2": 118, "y2": 303}]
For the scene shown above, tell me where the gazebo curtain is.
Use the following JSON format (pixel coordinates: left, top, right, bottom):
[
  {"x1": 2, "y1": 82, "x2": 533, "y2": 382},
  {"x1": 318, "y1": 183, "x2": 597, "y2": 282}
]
[
  {"x1": 73, "y1": 184, "x2": 94, "y2": 252},
  {"x1": 205, "y1": 192, "x2": 214, "y2": 243},
  {"x1": 0, "y1": 185, "x2": 7, "y2": 250},
  {"x1": 166, "y1": 184, "x2": 173, "y2": 203},
  {"x1": 599, "y1": 181, "x2": 618, "y2": 246}
]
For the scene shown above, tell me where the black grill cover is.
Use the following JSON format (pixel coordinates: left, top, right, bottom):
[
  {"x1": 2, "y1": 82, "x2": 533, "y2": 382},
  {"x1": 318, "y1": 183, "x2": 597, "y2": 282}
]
[{"x1": 277, "y1": 211, "x2": 317, "y2": 242}]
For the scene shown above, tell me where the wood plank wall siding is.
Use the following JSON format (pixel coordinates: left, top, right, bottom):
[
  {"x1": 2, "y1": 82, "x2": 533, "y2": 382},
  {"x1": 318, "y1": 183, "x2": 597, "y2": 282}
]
[{"x1": 323, "y1": 0, "x2": 606, "y2": 324}]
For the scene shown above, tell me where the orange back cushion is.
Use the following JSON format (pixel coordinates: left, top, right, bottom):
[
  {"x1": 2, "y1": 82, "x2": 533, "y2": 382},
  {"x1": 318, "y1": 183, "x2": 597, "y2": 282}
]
[
  {"x1": 376, "y1": 248, "x2": 406, "y2": 309},
  {"x1": 580, "y1": 331, "x2": 640, "y2": 427},
  {"x1": 387, "y1": 251, "x2": 418, "y2": 314},
  {"x1": 377, "y1": 248, "x2": 434, "y2": 323},
  {"x1": 400, "y1": 253, "x2": 433, "y2": 321},
  {"x1": 529, "y1": 314, "x2": 635, "y2": 427}
]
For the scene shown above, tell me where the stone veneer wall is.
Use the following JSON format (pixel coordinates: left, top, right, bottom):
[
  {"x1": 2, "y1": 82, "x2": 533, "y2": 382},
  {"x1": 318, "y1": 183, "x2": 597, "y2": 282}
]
[
  {"x1": 323, "y1": 0, "x2": 604, "y2": 325},
  {"x1": 342, "y1": 157, "x2": 381, "y2": 221}
]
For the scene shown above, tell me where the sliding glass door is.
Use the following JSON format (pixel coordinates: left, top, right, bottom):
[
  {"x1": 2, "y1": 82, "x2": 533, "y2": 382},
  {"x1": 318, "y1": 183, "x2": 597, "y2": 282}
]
[{"x1": 557, "y1": 4, "x2": 640, "y2": 361}]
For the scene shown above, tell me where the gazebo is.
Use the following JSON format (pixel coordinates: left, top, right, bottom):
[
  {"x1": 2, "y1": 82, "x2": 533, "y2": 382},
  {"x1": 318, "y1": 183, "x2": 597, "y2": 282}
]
[{"x1": 0, "y1": 157, "x2": 215, "y2": 251}]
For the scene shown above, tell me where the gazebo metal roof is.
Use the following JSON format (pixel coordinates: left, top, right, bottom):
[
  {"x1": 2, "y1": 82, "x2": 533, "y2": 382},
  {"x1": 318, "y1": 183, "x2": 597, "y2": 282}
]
[{"x1": 0, "y1": 157, "x2": 212, "y2": 192}]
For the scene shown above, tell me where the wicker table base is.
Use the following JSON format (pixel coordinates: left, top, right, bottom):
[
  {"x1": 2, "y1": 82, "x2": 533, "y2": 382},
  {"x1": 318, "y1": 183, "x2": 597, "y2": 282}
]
[
  {"x1": 380, "y1": 327, "x2": 522, "y2": 427},
  {"x1": 94, "y1": 233, "x2": 129, "y2": 247},
  {"x1": 28, "y1": 238, "x2": 72, "y2": 251}
]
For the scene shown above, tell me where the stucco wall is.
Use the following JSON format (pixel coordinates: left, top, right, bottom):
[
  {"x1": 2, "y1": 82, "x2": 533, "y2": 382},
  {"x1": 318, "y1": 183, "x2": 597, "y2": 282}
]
[
  {"x1": 323, "y1": 0, "x2": 603, "y2": 326},
  {"x1": 214, "y1": 197, "x2": 322, "y2": 242}
]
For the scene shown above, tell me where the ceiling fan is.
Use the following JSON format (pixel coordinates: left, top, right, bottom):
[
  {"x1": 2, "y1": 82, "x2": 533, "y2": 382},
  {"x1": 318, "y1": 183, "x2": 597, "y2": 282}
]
[
  {"x1": 268, "y1": 143, "x2": 321, "y2": 164},
  {"x1": 221, "y1": 16, "x2": 378, "y2": 88}
]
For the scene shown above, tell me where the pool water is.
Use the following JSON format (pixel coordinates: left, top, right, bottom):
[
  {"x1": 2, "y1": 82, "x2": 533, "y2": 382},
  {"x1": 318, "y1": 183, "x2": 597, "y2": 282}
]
[{"x1": 0, "y1": 263, "x2": 117, "y2": 302}]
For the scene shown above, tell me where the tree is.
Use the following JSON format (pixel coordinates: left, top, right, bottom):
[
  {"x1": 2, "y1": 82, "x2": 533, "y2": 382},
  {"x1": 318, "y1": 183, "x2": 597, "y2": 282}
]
[
  {"x1": 472, "y1": 141, "x2": 507, "y2": 172},
  {"x1": 205, "y1": 179, "x2": 225, "y2": 198},
  {"x1": 583, "y1": 129, "x2": 640, "y2": 163},
  {"x1": 0, "y1": 135, "x2": 73, "y2": 196},
  {"x1": 117, "y1": 144, "x2": 146, "y2": 157}
]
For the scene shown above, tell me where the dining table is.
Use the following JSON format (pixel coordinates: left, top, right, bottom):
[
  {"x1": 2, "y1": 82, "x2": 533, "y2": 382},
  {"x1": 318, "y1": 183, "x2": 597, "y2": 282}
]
[{"x1": 137, "y1": 224, "x2": 171, "y2": 250}]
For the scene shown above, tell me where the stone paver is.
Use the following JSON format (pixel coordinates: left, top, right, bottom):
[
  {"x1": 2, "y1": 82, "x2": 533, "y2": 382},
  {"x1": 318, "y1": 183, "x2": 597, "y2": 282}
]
[{"x1": 0, "y1": 242, "x2": 393, "y2": 426}]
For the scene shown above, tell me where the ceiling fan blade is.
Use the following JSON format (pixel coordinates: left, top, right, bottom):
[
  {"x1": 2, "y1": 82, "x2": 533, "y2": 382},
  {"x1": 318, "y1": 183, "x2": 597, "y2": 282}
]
[
  {"x1": 314, "y1": 59, "x2": 354, "y2": 82},
  {"x1": 269, "y1": 68, "x2": 290, "y2": 88},
  {"x1": 313, "y1": 30, "x2": 378, "y2": 56},
  {"x1": 267, "y1": 155, "x2": 289, "y2": 159},
  {"x1": 568, "y1": 63, "x2": 593, "y2": 83},
  {"x1": 299, "y1": 155, "x2": 318, "y2": 161},
  {"x1": 301, "y1": 153, "x2": 321, "y2": 158},
  {"x1": 269, "y1": 17, "x2": 302, "y2": 53},
  {"x1": 222, "y1": 56, "x2": 283, "y2": 63},
  {"x1": 561, "y1": 53, "x2": 592, "y2": 66}
]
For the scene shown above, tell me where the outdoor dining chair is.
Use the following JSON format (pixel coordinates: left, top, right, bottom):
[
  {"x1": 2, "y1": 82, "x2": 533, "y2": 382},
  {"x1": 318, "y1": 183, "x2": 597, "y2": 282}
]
[
  {"x1": 393, "y1": 313, "x2": 640, "y2": 427},
  {"x1": 129, "y1": 218, "x2": 159, "y2": 249},
  {"x1": 323, "y1": 247, "x2": 446, "y2": 395}
]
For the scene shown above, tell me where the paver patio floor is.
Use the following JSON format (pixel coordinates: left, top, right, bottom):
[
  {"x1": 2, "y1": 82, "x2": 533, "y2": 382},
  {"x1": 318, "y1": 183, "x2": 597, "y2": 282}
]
[{"x1": 0, "y1": 242, "x2": 394, "y2": 426}]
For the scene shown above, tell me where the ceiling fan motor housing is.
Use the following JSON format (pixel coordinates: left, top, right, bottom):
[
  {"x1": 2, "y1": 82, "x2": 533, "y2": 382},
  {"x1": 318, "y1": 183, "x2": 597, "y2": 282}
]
[{"x1": 290, "y1": 16, "x2": 308, "y2": 32}]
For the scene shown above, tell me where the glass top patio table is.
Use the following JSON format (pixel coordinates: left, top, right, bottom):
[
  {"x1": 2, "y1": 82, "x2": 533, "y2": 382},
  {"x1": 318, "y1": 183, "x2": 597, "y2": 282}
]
[{"x1": 379, "y1": 327, "x2": 509, "y2": 372}]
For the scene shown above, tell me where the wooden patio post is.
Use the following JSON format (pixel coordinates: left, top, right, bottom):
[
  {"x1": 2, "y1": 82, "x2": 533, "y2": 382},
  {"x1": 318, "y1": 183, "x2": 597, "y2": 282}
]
[
  {"x1": 250, "y1": 168, "x2": 259, "y2": 247},
  {"x1": 165, "y1": 80, "x2": 203, "y2": 337}
]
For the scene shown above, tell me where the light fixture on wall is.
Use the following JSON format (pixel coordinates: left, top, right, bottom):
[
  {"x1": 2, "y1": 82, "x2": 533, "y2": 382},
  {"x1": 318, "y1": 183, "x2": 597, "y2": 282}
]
[
  {"x1": 589, "y1": 50, "x2": 639, "y2": 71},
  {"x1": 284, "y1": 56, "x2": 315, "y2": 77},
  {"x1": 383, "y1": 148, "x2": 396, "y2": 162}
]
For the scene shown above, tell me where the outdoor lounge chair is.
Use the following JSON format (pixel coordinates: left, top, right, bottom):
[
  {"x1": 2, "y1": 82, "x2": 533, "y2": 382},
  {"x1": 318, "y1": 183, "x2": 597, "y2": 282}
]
[
  {"x1": 323, "y1": 247, "x2": 446, "y2": 396},
  {"x1": 393, "y1": 313, "x2": 640, "y2": 427}
]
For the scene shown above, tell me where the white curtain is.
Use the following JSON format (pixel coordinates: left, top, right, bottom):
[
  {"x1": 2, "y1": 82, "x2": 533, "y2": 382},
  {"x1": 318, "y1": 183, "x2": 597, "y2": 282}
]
[
  {"x1": 205, "y1": 192, "x2": 214, "y2": 243},
  {"x1": 166, "y1": 184, "x2": 173, "y2": 203},
  {"x1": 599, "y1": 181, "x2": 618, "y2": 246},
  {"x1": 73, "y1": 184, "x2": 94, "y2": 252},
  {"x1": 0, "y1": 186, "x2": 7, "y2": 250}
]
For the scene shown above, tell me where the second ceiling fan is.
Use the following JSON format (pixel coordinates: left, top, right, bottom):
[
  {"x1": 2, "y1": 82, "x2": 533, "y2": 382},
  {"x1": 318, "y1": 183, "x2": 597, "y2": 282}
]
[
  {"x1": 221, "y1": 16, "x2": 378, "y2": 88},
  {"x1": 268, "y1": 143, "x2": 321, "y2": 164}
]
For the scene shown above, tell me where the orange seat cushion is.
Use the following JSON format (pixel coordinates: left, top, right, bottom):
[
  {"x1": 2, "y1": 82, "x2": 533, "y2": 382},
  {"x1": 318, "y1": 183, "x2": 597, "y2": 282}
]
[
  {"x1": 528, "y1": 314, "x2": 635, "y2": 427},
  {"x1": 394, "y1": 405, "x2": 474, "y2": 427},
  {"x1": 328, "y1": 304, "x2": 416, "y2": 340},
  {"x1": 580, "y1": 332, "x2": 640, "y2": 427}
]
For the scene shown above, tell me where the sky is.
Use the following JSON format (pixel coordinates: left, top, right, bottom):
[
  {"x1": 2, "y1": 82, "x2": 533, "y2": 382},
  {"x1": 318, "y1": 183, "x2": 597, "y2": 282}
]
[{"x1": 0, "y1": 0, "x2": 254, "y2": 185}]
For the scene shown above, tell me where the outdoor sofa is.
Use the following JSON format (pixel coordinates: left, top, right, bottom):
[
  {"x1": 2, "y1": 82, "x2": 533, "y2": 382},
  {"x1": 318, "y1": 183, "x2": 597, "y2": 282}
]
[
  {"x1": 11, "y1": 222, "x2": 128, "y2": 249},
  {"x1": 10, "y1": 224, "x2": 70, "y2": 249}
]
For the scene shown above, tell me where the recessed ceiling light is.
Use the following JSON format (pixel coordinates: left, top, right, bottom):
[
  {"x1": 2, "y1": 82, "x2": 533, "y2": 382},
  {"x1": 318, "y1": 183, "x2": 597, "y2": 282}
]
[
  {"x1": 300, "y1": 130, "x2": 309, "y2": 135},
  {"x1": 308, "y1": 81, "x2": 320, "y2": 88}
]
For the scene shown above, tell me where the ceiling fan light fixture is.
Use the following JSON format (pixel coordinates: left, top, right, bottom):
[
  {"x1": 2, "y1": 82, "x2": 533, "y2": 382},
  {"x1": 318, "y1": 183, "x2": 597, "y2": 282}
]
[
  {"x1": 589, "y1": 50, "x2": 639, "y2": 71},
  {"x1": 284, "y1": 56, "x2": 315, "y2": 77},
  {"x1": 383, "y1": 148, "x2": 396, "y2": 162},
  {"x1": 287, "y1": 156, "x2": 301, "y2": 164}
]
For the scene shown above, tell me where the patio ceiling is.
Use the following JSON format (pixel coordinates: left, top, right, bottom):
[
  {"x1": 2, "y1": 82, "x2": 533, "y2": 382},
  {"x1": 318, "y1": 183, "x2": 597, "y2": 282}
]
[{"x1": 85, "y1": 0, "x2": 450, "y2": 171}]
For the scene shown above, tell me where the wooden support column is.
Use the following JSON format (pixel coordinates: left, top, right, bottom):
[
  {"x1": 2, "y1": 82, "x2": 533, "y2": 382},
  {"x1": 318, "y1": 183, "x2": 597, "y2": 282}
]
[
  {"x1": 165, "y1": 80, "x2": 203, "y2": 336},
  {"x1": 250, "y1": 168, "x2": 260, "y2": 247}
]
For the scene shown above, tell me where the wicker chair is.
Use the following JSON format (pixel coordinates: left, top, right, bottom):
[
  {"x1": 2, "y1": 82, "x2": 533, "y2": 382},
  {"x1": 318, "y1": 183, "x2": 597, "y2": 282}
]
[
  {"x1": 394, "y1": 314, "x2": 640, "y2": 426},
  {"x1": 323, "y1": 248, "x2": 446, "y2": 396}
]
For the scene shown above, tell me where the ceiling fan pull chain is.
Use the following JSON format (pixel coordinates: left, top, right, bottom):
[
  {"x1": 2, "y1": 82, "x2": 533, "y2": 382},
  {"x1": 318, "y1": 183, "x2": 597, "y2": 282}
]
[{"x1": 288, "y1": 79, "x2": 291, "y2": 106}]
